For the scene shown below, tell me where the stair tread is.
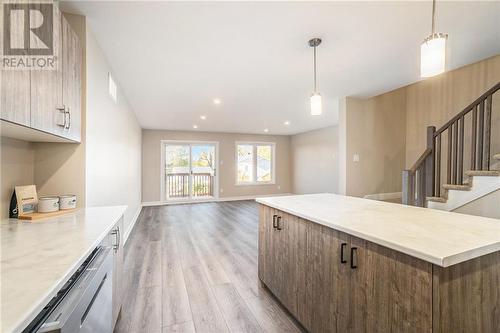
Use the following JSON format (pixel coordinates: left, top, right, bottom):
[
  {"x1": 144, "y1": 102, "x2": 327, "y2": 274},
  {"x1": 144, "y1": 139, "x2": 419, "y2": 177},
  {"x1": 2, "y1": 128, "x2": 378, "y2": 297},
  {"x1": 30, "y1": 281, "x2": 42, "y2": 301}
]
[
  {"x1": 442, "y1": 184, "x2": 471, "y2": 191},
  {"x1": 426, "y1": 196, "x2": 447, "y2": 203},
  {"x1": 494, "y1": 154, "x2": 500, "y2": 160},
  {"x1": 465, "y1": 170, "x2": 500, "y2": 176}
]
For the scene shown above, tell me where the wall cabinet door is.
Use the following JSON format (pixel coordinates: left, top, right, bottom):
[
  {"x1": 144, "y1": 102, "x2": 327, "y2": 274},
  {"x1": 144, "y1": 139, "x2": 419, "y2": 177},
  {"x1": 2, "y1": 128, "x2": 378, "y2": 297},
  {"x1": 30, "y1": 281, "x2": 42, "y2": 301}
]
[
  {"x1": 349, "y1": 235, "x2": 433, "y2": 333},
  {"x1": 112, "y1": 217, "x2": 125, "y2": 327},
  {"x1": 31, "y1": 6, "x2": 65, "y2": 135},
  {"x1": 1, "y1": 6, "x2": 81, "y2": 142},
  {"x1": 61, "y1": 14, "x2": 81, "y2": 142},
  {"x1": 1, "y1": 3, "x2": 30, "y2": 126}
]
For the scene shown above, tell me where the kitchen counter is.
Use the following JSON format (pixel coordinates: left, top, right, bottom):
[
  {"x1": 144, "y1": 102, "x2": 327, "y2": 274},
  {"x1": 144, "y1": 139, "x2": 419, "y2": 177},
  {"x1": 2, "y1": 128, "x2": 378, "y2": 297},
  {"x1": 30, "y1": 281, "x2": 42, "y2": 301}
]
[
  {"x1": 256, "y1": 193, "x2": 500, "y2": 267},
  {"x1": 0, "y1": 206, "x2": 126, "y2": 333}
]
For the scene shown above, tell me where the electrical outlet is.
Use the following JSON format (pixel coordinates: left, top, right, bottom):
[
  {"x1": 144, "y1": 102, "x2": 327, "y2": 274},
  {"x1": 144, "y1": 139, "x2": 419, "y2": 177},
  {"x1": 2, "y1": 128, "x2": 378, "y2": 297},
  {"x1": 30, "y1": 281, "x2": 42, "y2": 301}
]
[
  {"x1": 277, "y1": 185, "x2": 281, "y2": 190},
  {"x1": 220, "y1": 188, "x2": 224, "y2": 193}
]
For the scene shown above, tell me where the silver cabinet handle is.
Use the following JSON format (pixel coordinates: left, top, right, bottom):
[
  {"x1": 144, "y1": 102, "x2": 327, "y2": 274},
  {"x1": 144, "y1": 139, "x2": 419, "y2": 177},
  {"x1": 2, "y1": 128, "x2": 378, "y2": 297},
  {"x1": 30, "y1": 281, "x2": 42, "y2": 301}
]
[
  {"x1": 111, "y1": 228, "x2": 119, "y2": 251},
  {"x1": 65, "y1": 106, "x2": 71, "y2": 130},
  {"x1": 117, "y1": 226, "x2": 121, "y2": 249},
  {"x1": 56, "y1": 105, "x2": 66, "y2": 128}
]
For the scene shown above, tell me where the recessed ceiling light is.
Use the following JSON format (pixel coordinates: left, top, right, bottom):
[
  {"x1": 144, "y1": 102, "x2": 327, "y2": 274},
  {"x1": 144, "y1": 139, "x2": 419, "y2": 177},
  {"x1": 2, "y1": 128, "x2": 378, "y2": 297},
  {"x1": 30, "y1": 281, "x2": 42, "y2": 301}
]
[
  {"x1": 264, "y1": 128, "x2": 269, "y2": 133},
  {"x1": 200, "y1": 115, "x2": 206, "y2": 120},
  {"x1": 213, "y1": 98, "x2": 221, "y2": 105},
  {"x1": 193, "y1": 125, "x2": 198, "y2": 129},
  {"x1": 284, "y1": 121, "x2": 290, "y2": 125}
]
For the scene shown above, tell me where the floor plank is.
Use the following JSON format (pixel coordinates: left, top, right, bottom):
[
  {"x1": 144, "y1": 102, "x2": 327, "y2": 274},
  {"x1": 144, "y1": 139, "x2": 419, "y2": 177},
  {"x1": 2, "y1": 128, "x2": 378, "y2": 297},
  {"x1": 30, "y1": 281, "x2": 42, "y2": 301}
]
[
  {"x1": 212, "y1": 283, "x2": 264, "y2": 333},
  {"x1": 115, "y1": 201, "x2": 303, "y2": 333}
]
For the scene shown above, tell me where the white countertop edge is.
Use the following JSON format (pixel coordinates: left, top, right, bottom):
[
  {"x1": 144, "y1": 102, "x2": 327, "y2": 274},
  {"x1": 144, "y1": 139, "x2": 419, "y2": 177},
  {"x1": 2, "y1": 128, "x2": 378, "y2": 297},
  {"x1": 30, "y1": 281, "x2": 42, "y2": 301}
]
[
  {"x1": 255, "y1": 198, "x2": 499, "y2": 268},
  {"x1": 8, "y1": 206, "x2": 126, "y2": 333}
]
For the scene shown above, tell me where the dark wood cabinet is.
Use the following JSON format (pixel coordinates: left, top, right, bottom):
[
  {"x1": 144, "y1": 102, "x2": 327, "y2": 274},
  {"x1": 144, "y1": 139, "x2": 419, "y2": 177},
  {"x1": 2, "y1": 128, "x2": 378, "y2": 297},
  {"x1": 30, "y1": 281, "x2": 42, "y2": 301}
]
[
  {"x1": 259, "y1": 204, "x2": 499, "y2": 333},
  {"x1": 349, "y1": 235, "x2": 432, "y2": 333}
]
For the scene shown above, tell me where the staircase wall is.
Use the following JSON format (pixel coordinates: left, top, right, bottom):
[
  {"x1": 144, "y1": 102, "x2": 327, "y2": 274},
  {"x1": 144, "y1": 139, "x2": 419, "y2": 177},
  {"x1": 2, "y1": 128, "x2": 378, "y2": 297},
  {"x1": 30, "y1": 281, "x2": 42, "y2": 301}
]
[
  {"x1": 454, "y1": 189, "x2": 500, "y2": 219},
  {"x1": 405, "y1": 55, "x2": 500, "y2": 168}
]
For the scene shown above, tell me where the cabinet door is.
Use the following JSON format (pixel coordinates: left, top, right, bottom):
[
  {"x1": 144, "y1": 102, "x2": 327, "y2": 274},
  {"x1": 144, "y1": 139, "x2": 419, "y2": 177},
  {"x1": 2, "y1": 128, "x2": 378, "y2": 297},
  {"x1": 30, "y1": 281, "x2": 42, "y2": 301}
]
[
  {"x1": 112, "y1": 217, "x2": 125, "y2": 327},
  {"x1": 61, "y1": 14, "x2": 81, "y2": 142},
  {"x1": 258, "y1": 205, "x2": 276, "y2": 288},
  {"x1": 350, "y1": 236, "x2": 432, "y2": 333},
  {"x1": 300, "y1": 221, "x2": 351, "y2": 333},
  {"x1": 1, "y1": 3, "x2": 31, "y2": 126},
  {"x1": 277, "y1": 212, "x2": 306, "y2": 318},
  {"x1": 30, "y1": 5, "x2": 65, "y2": 135}
]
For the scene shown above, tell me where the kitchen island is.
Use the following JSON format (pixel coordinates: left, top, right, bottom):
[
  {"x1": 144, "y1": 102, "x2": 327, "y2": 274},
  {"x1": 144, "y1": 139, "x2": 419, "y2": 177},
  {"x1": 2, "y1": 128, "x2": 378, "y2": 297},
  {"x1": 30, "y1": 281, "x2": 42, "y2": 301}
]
[
  {"x1": 256, "y1": 194, "x2": 500, "y2": 333},
  {"x1": 0, "y1": 206, "x2": 126, "y2": 333}
]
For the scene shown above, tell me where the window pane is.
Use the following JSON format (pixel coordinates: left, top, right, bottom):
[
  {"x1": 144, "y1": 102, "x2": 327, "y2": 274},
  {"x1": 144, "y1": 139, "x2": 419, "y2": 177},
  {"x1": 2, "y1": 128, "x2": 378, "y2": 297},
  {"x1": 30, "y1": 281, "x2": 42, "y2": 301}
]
[
  {"x1": 237, "y1": 144, "x2": 253, "y2": 183},
  {"x1": 166, "y1": 145, "x2": 189, "y2": 174},
  {"x1": 257, "y1": 145, "x2": 272, "y2": 182}
]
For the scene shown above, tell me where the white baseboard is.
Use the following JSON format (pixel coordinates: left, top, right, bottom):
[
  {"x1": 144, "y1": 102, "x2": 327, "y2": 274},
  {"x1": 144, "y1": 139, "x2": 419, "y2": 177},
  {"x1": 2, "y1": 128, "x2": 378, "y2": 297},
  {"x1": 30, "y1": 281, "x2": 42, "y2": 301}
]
[
  {"x1": 141, "y1": 193, "x2": 292, "y2": 207},
  {"x1": 123, "y1": 205, "x2": 142, "y2": 244},
  {"x1": 363, "y1": 192, "x2": 402, "y2": 201}
]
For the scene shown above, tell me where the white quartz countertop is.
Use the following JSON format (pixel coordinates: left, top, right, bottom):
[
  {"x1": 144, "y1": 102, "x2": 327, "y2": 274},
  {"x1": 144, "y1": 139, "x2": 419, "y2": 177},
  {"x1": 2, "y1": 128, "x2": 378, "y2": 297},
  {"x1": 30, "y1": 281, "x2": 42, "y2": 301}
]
[
  {"x1": 256, "y1": 194, "x2": 500, "y2": 267},
  {"x1": 0, "y1": 206, "x2": 127, "y2": 333}
]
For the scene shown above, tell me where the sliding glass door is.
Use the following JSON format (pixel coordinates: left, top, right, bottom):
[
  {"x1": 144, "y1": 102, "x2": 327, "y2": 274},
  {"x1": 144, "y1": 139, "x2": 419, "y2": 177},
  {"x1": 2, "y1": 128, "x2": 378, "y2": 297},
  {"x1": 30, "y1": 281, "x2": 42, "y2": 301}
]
[{"x1": 164, "y1": 142, "x2": 217, "y2": 201}]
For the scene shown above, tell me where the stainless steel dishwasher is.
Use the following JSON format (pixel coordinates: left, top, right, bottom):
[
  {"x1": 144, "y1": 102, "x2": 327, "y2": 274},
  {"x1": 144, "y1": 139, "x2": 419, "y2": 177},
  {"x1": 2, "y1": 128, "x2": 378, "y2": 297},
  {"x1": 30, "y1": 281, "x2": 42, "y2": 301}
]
[{"x1": 31, "y1": 234, "x2": 114, "y2": 333}]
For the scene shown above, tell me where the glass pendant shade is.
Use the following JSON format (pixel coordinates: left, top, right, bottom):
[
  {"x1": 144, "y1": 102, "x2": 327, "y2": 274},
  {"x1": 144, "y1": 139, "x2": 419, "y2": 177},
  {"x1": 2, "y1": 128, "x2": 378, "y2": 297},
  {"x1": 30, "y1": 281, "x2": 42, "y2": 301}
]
[
  {"x1": 420, "y1": 34, "x2": 447, "y2": 77},
  {"x1": 310, "y1": 93, "x2": 322, "y2": 116}
]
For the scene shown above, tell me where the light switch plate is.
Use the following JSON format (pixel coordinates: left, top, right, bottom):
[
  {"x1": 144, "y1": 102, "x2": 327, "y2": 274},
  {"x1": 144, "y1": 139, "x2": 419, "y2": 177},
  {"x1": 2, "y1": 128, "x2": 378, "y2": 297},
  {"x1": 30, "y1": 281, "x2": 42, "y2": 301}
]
[{"x1": 353, "y1": 154, "x2": 360, "y2": 162}]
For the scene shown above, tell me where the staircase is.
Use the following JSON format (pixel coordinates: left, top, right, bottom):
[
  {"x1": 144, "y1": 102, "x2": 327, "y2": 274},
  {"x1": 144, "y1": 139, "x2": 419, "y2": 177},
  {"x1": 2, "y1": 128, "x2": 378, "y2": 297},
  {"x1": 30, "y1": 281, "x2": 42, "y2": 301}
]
[{"x1": 402, "y1": 82, "x2": 500, "y2": 210}]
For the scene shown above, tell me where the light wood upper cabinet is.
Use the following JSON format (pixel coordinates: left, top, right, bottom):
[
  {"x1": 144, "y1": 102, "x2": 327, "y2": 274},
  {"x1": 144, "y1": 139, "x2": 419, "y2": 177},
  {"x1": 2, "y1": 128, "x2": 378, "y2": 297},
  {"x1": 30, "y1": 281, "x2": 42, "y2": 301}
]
[
  {"x1": 1, "y1": 3, "x2": 30, "y2": 127},
  {"x1": 1, "y1": 7, "x2": 82, "y2": 143},
  {"x1": 31, "y1": 6, "x2": 64, "y2": 136},
  {"x1": 61, "y1": 15, "x2": 81, "y2": 142}
]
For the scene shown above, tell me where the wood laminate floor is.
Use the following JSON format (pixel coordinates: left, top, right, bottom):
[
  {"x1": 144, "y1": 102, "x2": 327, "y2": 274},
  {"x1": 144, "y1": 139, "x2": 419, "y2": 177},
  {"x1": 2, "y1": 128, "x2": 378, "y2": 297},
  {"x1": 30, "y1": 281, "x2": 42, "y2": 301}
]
[{"x1": 114, "y1": 200, "x2": 303, "y2": 333}]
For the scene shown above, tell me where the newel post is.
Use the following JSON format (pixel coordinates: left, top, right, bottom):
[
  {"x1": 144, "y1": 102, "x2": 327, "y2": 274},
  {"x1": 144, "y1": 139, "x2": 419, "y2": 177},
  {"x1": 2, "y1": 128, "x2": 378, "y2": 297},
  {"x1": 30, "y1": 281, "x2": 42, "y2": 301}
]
[
  {"x1": 402, "y1": 170, "x2": 412, "y2": 205},
  {"x1": 425, "y1": 126, "x2": 436, "y2": 198}
]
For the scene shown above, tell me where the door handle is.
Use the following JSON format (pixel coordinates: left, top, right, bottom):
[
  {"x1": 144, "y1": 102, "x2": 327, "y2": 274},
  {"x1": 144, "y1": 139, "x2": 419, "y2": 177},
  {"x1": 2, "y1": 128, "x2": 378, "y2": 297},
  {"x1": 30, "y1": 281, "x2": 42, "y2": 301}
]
[
  {"x1": 272, "y1": 215, "x2": 278, "y2": 229},
  {"x1": 65, "y1": 106, "x2": 71, "y2": 129},
  {"x1": 340, "y1": 243, "x2": 348, "y2": 264},
  {"x1": 350, "y1": 247, "x2": 358, "y2": 269},
  {"x1": 56, "y1": 105, "x2": 66, "y2": 128},
  {"x1": 276, "y1": 216, "x2": 282, "y2": 231}
]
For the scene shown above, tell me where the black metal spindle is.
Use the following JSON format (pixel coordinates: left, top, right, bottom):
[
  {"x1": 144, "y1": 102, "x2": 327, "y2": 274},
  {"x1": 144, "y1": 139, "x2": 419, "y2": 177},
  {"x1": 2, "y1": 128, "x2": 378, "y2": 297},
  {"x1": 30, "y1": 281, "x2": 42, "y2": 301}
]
[
  {"x1": 484, "y1": 95, "x2": 492, "y2": 170},
  {"x1": 436, "y1": 134, "x2": 441, "y2": 197},
  {"x1": 453, "y1": 121, "x2": 458, "y2": 184},
  {"x1": 478, "y1": 101, "x2": 484, "y2": 170},
  {"x1": 458, "y1": 116, "x2": 464, "y2": 184},
  {"x1": 471, "y1": 106, "x2": 477, "y2": 171},
  {"x1": 447, "y1": 127, "x2": 452, "y2": 184}
]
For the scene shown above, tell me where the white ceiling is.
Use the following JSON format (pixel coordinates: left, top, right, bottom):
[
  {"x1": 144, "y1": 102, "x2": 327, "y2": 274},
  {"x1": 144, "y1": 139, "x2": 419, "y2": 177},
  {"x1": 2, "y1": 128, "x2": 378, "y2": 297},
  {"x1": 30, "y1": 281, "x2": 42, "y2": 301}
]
[{"x1": 61, "y1": 1, "x2": 500, "y2": 135}]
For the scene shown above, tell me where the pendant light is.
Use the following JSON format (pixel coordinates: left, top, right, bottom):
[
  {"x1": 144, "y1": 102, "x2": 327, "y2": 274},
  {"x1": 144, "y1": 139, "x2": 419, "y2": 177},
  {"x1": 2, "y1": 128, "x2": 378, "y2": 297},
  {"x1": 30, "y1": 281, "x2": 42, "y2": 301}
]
[
  {"x1": 420, "y1": 0, "x2": 448, "y2": 77},
  {"x1": 309, "y1": 38, "x2": 322, "y2": 116}
]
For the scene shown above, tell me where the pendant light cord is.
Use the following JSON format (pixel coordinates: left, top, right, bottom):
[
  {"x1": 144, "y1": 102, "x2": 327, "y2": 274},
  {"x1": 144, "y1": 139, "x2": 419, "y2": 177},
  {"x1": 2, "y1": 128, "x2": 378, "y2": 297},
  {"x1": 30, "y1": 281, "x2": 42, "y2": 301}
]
[
  {"x1": 313, "y1": 46, "x2": 317, "y2": 93},
  {"x1": 431, "y1": 0, "x2": 436, "y2": 34}
]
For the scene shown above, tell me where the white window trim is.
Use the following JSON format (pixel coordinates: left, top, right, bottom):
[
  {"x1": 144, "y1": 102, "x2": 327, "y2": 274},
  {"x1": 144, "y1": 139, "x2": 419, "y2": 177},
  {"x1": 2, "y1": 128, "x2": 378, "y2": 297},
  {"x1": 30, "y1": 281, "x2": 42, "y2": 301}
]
[
  {"x1": 160, "y1": 140, "x2": 220, "y2": 202},
  {"x1": 235, "y1": 141, "x2": 276, "y2": 186}
]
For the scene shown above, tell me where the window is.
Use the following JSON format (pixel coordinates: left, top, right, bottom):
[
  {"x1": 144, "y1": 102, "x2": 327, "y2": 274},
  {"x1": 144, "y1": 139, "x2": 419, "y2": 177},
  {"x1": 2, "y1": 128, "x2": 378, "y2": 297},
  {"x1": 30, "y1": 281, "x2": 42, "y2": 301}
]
[{"x1": 236, "y1": 142, "x2": 275, "y2": 184}]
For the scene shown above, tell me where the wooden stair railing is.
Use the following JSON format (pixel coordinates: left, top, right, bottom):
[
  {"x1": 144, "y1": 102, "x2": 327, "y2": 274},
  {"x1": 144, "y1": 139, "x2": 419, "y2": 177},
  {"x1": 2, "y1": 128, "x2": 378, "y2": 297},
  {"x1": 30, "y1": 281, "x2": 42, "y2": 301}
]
[{"x1": 403, "y1": 82, "x2": 500, "y2": 207}]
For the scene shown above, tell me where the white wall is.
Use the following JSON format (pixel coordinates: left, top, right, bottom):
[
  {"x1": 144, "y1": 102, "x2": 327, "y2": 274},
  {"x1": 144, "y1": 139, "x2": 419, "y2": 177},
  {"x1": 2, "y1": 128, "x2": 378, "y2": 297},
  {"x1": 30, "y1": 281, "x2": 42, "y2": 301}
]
[
  {"x1": 291, "y1": 126, "x2": 339, "y2": 194},
  {"x1": 142, "y1": 130, "x2": 290, "y2": 203},
  {"x1": 85, "y1": 28, "x2": 142, "y2": 240},
  {"x1": 454, "y1": 190, "x2": 500, "y2": 219}
]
